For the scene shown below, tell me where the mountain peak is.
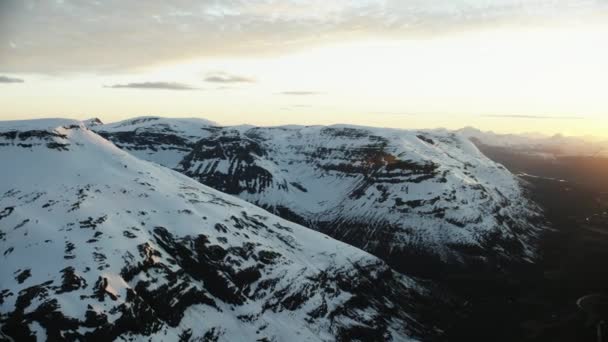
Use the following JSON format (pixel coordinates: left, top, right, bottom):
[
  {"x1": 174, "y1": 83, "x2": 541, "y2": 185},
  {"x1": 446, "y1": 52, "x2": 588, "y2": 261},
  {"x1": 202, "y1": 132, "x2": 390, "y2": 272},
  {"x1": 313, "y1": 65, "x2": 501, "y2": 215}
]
[
  {"x1": 83, "y1": 117, "x2": 104, "y2": 127},
  {"x1": 0, "y1": 118, "x2": 83, "y2": 131},
  {"x1": 0, "y1": 119, "x2": 429, "y2": 340}
]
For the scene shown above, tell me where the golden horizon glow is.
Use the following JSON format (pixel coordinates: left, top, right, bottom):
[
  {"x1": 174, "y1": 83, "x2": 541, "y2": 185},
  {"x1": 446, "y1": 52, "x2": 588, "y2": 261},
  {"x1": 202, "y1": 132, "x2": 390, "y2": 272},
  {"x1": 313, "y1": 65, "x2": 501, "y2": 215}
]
[{"x1": 1, "y1": 1, "x2": 607, "y2": 138}]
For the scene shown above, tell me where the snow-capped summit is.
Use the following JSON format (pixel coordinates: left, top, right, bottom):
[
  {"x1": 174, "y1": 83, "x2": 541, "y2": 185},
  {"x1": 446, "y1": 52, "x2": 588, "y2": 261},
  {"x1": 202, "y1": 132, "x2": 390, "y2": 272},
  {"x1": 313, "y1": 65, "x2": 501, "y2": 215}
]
[
  {"x1": 100, "y1": 116, "x2": 218, "y2": 137},
  {"x1": 0, "y1": 118, "x2": 83, "y2": 131},
  {"x1": 0, "y1": 120, "x2": 429, "y2": 341},
  {"x1": 83, "y1": 117, "x2": 104, "y2": 128},
  {"x1": 97, "y1": 118, "x2": 545, "y2": 277},
  {"x1": 96, "y1": 116, "x2": 220, "y2": 167}
]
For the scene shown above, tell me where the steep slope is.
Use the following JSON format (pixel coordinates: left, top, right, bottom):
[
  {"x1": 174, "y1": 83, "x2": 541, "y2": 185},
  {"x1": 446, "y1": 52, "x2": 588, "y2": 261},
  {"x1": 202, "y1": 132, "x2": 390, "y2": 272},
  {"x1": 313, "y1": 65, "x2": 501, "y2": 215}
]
[
  {"x1": 97, "y1": 118, "x2": 544, "y2": 277},
  {"x1": 0, "y1": 119, "x2": 430, "y2": 341}
]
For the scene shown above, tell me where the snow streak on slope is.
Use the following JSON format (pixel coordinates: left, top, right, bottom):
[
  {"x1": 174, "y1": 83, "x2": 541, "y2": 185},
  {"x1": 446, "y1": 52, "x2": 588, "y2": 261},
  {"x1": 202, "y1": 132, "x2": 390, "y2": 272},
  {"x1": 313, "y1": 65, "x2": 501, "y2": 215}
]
[
  {"x1": 0, "y1": 119, "x2": 428, "y2": 341},
  {"x1": 97, "y1": 119, "x2": 545, "y2": 277}
]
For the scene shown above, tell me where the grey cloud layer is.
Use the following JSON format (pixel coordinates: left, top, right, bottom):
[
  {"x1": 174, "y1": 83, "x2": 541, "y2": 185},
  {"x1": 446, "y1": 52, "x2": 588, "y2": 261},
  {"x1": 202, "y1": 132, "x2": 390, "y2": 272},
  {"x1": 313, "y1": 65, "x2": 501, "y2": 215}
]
[
  {"x1": 482, "y1": 114, "x2": 585, "y2": 120},
  {"x1": 279, "y1": 91, "x2": 323, "y2": 96},
  {"x1": 0, "y1": 75, "x2": 24, "y2": 83},
  {"x1": 0, "y1": 0, "x2": 606, "y2": 73},
  {"x1": 105, "y1": 82, "x2": 198, "y2": 90},
  {"x1": 204, "y1": 72, "x2": 255, "y2": 83}
]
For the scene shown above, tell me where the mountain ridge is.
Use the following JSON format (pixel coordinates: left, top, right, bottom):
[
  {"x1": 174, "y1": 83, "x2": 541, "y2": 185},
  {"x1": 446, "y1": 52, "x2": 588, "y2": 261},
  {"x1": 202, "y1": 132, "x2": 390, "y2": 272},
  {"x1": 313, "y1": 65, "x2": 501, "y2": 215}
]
[
  {"x1": 0, "y1": 119, "x2": 432, "y2": 341},
  {"x1": 95, "y1": 117, "x2": 545, "y2": 277}
]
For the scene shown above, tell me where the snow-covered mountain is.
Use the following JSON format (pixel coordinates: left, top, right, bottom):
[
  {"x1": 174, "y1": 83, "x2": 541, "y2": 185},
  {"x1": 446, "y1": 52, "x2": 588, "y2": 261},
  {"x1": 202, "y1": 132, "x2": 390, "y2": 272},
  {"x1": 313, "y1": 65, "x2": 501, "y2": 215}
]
[
  {"x1": 96, "y1": 116, "x2": 220, "y2": 168},
  {"x1": 96, "y1": 117, "x2": 544, "y2": 277},
  {"x1": 459, "y1": 127, "x2": 608, "y2": 158},
  {"x1": 0, "y1": 119, "x2": 431, "y2": 341}
]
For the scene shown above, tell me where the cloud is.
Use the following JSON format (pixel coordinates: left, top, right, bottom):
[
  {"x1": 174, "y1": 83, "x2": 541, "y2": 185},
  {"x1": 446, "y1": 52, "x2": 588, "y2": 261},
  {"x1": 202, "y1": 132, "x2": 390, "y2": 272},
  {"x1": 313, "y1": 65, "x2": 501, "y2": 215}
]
[
  {"x1": 280, "y1": 104, "x2": 315, "y2": 111},
  {"x1": 374, "y1": 112, "x2": 417, "y2": 116},
  {"x1": 0, "y1": 75, "x2": 24, "y2": 83},
  {"x1": 1, "y1": 0, "x2": 605, "y2": 73},
  {"x1": 482, "y1": 114, "x2": 585, "y2": 120},
  {"x1": 204, "y1": 72, "x2": 255, "y2": 83},
  {"x1": 279, "y1": 91, "x2": 323, "y2": 96},
  {"x1": 105, "y1": 82, "x2": 199, "y2": 90}
]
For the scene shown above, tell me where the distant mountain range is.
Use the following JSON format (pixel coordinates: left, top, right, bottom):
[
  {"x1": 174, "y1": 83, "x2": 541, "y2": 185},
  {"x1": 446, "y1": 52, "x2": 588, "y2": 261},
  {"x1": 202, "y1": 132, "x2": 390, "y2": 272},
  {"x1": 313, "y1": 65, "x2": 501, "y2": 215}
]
[{"x1": 458, "y1": 127, "x2": 608, "y2": 158}]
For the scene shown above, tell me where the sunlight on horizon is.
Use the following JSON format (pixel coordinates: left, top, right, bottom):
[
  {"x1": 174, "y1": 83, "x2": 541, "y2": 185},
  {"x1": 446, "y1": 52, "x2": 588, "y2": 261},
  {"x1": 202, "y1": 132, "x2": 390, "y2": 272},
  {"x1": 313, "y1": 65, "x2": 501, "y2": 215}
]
[{"x1": 0, "y1": 1, "x2": 606, "y2": 138}]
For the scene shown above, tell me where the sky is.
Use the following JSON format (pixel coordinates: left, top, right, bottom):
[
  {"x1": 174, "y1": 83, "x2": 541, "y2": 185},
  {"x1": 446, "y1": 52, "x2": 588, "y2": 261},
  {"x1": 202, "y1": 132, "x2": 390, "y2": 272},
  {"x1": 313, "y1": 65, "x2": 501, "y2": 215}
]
[{"x1": 1, "y1": 0, "x2": 607, "y2": 137}]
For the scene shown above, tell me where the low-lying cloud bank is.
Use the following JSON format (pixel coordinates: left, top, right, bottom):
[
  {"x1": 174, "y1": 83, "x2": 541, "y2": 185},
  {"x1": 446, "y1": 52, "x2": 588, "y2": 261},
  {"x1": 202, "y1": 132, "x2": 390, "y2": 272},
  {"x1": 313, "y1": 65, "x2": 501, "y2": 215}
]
[{"x1": 105, "y1": 82, "x2": 199, "y2": 90}]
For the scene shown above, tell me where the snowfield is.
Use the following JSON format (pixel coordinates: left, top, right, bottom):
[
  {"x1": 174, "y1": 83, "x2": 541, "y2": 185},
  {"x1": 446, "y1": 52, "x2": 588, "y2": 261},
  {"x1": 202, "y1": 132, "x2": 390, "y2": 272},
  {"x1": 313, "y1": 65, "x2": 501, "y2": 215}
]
[
  {"x1": 97, "y1": 117, "x2": 545, "y2": 276},
  {"x1": 0, "y1": 119, "x2": 429, "y2": 341}
]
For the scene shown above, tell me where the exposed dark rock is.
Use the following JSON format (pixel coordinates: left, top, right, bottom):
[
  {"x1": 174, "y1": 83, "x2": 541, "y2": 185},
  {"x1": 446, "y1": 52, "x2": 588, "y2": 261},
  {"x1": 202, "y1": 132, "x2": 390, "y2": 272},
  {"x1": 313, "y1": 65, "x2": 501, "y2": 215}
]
[
  {"x1": 79, "y1": 215, "x2": 107, "y2": 229},
  {"x1": 14, "y1": 269, "x2": 31, "y2": 284},
  {"x1": 12, "y1": 219, "x2": 30, "y2": 230},
  {"x1": 56, "y1": 267, "x2": 87, "y2": 294},
  {"x1": 0, "y1": 206, "x2": 14, "y2": 220},
  {"x1": 92, "y1": 277, "x2": 118, "y2": 301}
]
